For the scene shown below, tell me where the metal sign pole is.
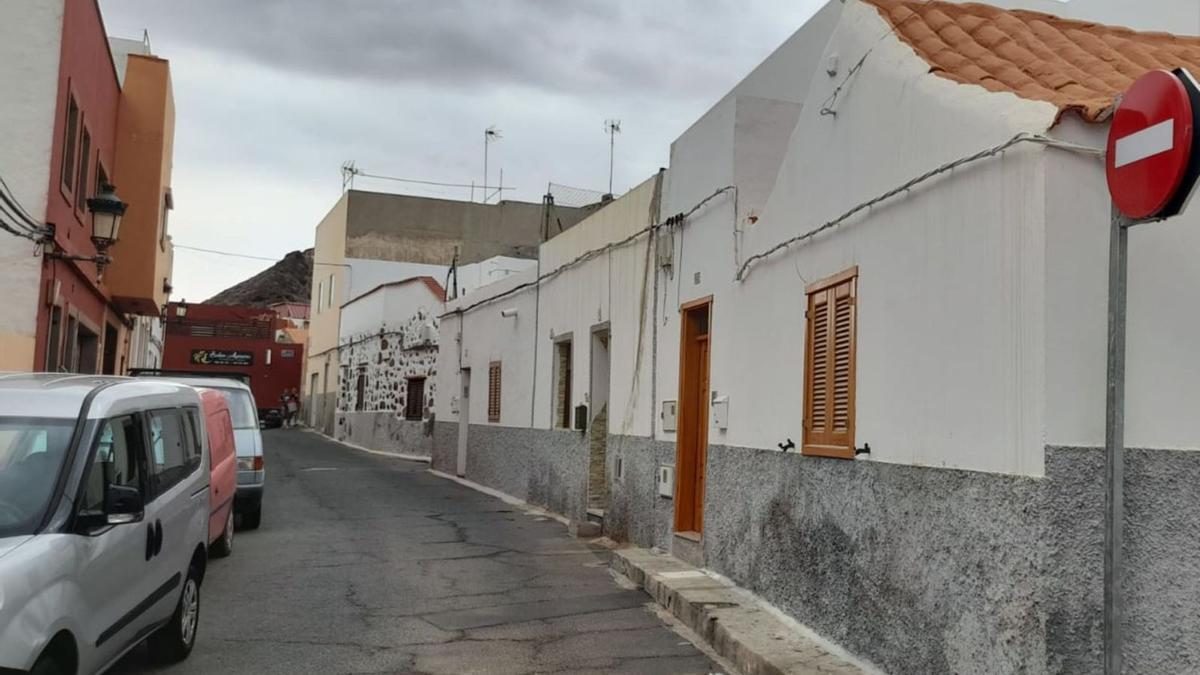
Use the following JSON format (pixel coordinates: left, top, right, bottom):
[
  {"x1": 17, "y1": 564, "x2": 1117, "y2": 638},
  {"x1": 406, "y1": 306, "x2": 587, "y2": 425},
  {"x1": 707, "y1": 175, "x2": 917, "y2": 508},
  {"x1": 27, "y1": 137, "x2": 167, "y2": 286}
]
[{"x1": 1103, "y1": 203, "x2": 1131, "y2": 675}]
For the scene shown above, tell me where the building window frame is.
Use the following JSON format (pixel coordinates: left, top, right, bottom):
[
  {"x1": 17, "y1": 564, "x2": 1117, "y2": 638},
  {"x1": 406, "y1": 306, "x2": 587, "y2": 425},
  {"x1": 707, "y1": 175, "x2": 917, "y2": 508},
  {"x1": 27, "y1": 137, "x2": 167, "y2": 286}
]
[
  {"x1": 404, "y1": 377, "x2": 426, "y2": 421},
  {"x1": 75, "y1": 125, "x2": 91, "y2": 216},
  {"x1": 552, "y1": 337, "x2": 573, "y2": 429},
  {"x1": 60, "y1": 92, "x2": 80, "y2": 203},
  {"x1": 487, "y1": 361, "x2": 501, "y2": 423},
  {"x1": 802, "y1": 266, "x2": 858, "y2": 459},
  {"x1": 354, "y1": 366, "x2": 367, "y2": 412}
]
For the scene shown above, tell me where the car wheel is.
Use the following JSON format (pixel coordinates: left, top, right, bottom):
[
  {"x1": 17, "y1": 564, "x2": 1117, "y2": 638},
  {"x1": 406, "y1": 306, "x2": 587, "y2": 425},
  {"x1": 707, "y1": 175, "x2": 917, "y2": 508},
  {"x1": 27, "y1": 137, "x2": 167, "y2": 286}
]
[
  {"x1": 29, "y1": 653, "x2": 66, "y2": 675},
  {"x1": 241, "y1": 505, "x2": 262, "y2": 530},
  {"x1": 147, "y1": 564, "x2": 200, "y2": 664},
  {"x1": 211, "y1": 510, "x2": 234, "y2": 558}
]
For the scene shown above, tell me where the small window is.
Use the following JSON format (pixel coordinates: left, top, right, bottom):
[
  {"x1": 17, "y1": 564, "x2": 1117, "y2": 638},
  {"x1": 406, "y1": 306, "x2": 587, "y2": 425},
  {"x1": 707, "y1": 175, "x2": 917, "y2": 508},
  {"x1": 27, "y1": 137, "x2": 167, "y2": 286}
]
[
  {"x1": 61, "y1": 96, "x2": 79, "y2": 195},
  {"x1": 148, "y1": 409, "x2": 201, "y2": 496},
  {"x1": 803, "y1": 267, "x2": 858, "y2": 459},
  {"x1": 316, "y1": 280, "x2": 324, "y2": 312},
  {"x1": 160, "y1": 190, "x2": 172, "y2": 250},
  {"x1": 76, "y1": 127, "x2": 91, "y2": 214},
  {"x1": 404, "y1": 377, "x2": 426, "y2": 421},
  {"x1": 553, "y1": 340, "x2": 573, "y2": 428},
  {"x1": 488, "y1": 362, "x2": 501, "y2": 423},
  {"x1": 95, "y1": 164, "x2": 108, "y2": 199},
  {"x1": 355, "y1": 367, "x2": 367, "y2": 412},
  {"x1": 80, "y1": 416, "x2": 146, "y2": 518},
  {"x1": 327, "y1": 274, "x2": 335, "y2": 309}
]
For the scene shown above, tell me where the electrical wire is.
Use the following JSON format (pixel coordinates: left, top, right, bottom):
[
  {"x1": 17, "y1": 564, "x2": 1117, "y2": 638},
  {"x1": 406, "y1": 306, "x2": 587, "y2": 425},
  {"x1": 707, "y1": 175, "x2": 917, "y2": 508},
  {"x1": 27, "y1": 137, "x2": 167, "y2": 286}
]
[
  {"x1": 353, "y1": 171, "x2": 512, "y2": 193},
  {"x1": 735, "y1": 132, "x2": 1104, "y2": 282},
  {"x1": 440, "y1": 185, "x2": 736, "y2": 319},
  {"x1": 0, "y1": 176, "x2": 46, "y2": 233},
  {"x1": 173, "y1": 244, "x2": 281, "y2": 262}
]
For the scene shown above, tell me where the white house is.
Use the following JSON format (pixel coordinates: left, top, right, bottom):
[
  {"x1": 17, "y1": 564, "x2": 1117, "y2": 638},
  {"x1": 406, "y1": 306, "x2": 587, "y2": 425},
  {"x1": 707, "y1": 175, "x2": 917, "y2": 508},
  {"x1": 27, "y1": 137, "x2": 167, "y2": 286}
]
[{"x1": 434, "y1": 0, "x2": 1200, "y2": 672}]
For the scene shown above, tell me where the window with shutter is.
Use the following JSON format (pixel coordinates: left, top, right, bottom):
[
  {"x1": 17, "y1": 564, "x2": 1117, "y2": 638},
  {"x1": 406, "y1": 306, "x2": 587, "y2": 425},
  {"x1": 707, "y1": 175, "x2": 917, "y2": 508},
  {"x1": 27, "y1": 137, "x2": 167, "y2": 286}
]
[
  {"x1": 803, "y1": 267, "x2": 857, "y2": 458},
  {"x1": 405, "y1": 377, "x2": 425, "y2": 421},
  {"x1": 488, "y1": 362, "x2": 502, "y2": 423}
]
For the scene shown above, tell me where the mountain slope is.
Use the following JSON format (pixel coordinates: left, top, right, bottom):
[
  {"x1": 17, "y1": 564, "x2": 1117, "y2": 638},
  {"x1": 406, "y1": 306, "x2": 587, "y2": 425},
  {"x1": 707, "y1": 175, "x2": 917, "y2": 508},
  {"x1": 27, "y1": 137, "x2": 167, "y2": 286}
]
[{"x1": 205, "y1": 249, "x2": 313, "y2": 307}]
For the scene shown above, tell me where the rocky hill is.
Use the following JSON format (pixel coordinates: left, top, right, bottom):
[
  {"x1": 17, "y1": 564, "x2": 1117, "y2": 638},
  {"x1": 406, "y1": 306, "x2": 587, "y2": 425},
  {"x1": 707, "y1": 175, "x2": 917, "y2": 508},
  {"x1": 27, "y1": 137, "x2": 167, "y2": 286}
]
[{"x1": 205, "y1": 249, "x2": 313, "y2": 307}]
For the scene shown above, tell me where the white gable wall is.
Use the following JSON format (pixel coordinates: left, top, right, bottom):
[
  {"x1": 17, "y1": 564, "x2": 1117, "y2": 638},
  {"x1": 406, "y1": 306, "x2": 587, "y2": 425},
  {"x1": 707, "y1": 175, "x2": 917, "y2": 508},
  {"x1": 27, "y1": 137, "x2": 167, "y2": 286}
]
[
  {"x1": 659, "y1": 0, "x2": 1060, "y2": 476},
  {"x1": 1046, "y1": 115, "x2": 1200, "y2": 451},
  {"x1": 437, "y1": 269, "x2": 539, "y2": 427}
]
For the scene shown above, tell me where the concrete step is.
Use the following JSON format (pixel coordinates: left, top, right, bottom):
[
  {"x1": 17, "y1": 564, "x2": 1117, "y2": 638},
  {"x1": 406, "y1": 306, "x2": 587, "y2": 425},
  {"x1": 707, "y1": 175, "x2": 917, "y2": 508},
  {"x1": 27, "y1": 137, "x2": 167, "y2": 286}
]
[
  {"x1": 611, "y1": 547, "x2": 871, "y2": 675},
  {"x1": 586, "y1": 508, "x2": 605, "y2": 525}
]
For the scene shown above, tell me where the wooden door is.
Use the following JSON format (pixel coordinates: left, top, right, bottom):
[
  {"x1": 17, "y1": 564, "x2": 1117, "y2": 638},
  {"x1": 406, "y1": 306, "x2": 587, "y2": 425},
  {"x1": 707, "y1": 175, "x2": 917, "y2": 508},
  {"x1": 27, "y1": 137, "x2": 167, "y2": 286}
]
[{"x1": 675, "y1": 298, "x2": 712, "y2": 534}]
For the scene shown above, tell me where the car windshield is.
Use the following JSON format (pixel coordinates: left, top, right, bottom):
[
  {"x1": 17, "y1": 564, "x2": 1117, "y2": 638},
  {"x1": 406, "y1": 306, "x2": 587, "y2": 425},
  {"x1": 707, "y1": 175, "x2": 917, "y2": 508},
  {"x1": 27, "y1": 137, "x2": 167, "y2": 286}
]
[
  {"x1": 215, "y1": 388, "x2": 257, "y2": 429},
  {"x1": 0, "y1": 417, "x2": 76, "y2": 537}
]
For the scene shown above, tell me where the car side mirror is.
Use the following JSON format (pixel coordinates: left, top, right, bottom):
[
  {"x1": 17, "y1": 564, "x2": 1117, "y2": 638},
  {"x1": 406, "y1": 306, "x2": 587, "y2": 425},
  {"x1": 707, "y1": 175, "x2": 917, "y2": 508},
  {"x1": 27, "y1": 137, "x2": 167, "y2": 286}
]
[{"x1": 105, "y1": 484, "x2": 144, "y2": 525}]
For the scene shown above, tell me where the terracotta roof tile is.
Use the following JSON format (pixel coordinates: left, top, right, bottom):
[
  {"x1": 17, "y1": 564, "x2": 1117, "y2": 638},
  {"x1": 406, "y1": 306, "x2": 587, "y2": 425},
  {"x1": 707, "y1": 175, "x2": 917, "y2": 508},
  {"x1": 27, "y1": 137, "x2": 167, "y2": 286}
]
[{"x1": 864, "y1": 0, "x2": 1200, "y2": 122}]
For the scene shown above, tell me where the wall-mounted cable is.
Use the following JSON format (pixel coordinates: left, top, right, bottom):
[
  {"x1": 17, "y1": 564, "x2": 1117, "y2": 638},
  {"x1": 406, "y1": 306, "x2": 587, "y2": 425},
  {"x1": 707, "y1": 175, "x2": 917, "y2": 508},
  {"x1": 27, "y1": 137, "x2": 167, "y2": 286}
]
[{"x1": 735, "y1": 132, "x2": 1104, "y2": 282}]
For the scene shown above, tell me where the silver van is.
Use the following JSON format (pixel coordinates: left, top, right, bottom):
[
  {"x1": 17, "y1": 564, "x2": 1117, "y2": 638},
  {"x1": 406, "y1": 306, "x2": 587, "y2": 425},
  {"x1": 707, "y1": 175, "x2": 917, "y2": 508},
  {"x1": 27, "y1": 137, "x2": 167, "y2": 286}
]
[
  {"x1": 129, "y1": 372, "x2": 265, "y2": 529},
  {"x1": 0, "y1": 375, "x2": 210, "y2": 675}
]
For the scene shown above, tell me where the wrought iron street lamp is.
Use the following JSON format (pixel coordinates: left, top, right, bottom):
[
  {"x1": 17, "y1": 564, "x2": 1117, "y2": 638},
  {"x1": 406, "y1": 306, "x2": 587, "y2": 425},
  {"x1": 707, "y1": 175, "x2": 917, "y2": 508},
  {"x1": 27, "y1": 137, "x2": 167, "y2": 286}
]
[
  {"x1": 43, "y1": 183, "x2": 127, "y2": 278},
  {"x1": 86, "y1": 183, "x2": 126, "y2": 252}
]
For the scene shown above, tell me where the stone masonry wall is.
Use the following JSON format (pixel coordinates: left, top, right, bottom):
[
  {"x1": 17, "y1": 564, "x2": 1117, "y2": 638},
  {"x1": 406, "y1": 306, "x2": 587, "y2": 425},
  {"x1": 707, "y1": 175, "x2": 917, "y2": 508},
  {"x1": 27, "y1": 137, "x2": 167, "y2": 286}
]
[{"x1": 336, "y1": 308, "x2": 438, "y2": 456}]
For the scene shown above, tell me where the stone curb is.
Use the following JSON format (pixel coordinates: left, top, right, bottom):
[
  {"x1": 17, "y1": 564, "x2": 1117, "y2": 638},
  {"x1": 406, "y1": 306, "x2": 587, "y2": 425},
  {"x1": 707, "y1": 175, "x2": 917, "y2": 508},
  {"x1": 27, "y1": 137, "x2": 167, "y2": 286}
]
[{"x1": 611, "y1": 548, "x2": 868, "y2": 675}]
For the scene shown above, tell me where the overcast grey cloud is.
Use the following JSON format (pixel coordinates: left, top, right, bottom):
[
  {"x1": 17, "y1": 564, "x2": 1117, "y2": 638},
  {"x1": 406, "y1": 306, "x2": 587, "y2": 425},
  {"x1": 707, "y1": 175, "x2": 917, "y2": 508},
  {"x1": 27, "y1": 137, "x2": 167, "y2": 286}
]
[{"x1": 98, "y1": 0, "x2": 822, "y2": 301}]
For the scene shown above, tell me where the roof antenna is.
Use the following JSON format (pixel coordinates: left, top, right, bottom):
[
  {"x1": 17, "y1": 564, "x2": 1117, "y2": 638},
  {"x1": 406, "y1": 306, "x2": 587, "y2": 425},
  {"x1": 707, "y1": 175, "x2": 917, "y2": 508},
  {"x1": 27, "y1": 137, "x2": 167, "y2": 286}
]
[
  {"x1": 605, "y1": 119, "x2": 621, "y2": 197},
  {"x1": 483, "y1": 126, "x2": 502, "y2": 203},
  {"x1": 341, "y1": 160, "x2": 359, "y2": 191}
]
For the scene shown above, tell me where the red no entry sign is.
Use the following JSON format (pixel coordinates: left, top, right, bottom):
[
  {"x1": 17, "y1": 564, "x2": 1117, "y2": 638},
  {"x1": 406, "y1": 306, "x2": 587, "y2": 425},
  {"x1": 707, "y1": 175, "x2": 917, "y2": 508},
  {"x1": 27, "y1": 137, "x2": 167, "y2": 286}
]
[{"x1": 1106, "y1": 68, "x2": 1200, "y2": 220}]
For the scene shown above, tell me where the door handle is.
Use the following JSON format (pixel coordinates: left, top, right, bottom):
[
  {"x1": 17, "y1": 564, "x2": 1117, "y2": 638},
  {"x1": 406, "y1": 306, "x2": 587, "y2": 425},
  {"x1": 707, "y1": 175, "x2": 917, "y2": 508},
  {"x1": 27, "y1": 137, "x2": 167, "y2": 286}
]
[
  {"x1": 145, "y1": 523, "x2": 155, "y2": 561},
  {"x1": 154, "y1": 520, "x2": 163, "y2": 557}
]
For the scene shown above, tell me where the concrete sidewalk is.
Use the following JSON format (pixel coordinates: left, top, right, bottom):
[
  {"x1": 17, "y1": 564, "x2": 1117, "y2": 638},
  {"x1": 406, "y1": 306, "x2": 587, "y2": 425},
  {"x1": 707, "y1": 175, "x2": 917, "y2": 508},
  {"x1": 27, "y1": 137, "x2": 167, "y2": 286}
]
[{"x1": 611, "y1": 548, "x2": 873, "y2": 675}]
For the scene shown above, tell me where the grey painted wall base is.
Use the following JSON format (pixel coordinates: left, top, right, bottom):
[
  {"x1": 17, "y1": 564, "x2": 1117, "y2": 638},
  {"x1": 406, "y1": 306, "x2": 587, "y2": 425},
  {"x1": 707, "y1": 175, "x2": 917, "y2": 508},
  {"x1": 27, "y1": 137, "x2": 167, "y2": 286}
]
[
  {"x1": 607, "y1": 436, "x2": 1200, "y2": 675},
  {"x1": 603, "y1": 435, "x2": 676, "y2": 552},
  {"x1": 431, "y1": 421, "x2": 590, "y2": 522},
  {"x1": 335, "y1": 411, "x2": 432, "y2": 458}
]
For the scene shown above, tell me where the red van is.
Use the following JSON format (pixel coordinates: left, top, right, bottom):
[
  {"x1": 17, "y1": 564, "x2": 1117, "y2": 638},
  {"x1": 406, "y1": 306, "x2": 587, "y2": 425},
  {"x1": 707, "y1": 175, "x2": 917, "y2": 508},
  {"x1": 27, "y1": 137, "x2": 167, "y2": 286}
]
[{"x1": 199, "y1": 389, "x2": 238, "y2": 557}]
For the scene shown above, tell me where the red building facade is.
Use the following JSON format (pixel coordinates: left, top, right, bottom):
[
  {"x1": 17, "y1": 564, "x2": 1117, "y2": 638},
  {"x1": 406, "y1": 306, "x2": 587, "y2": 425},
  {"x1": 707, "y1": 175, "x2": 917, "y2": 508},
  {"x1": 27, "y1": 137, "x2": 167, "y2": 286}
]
[
  {"x1": 161, "y1": 303, "x2": 306, "y2": 415},
  {"x1": 33, "y1": 0, "x2": 124, "y2": 374}
]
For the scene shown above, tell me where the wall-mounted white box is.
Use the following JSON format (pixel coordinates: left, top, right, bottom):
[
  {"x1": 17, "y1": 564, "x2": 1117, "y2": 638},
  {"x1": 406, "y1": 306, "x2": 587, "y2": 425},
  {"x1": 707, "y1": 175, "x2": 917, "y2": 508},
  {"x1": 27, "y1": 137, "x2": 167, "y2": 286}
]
[
  {"x1": 661, "y1": 400, "x2": 677, "y2": 432},
  {"x1": 712, "y1": 395, "x2": 729, "y2": 430},
  {"x1": 658, "y1": 465, "x2": 674, "y2": 498}
]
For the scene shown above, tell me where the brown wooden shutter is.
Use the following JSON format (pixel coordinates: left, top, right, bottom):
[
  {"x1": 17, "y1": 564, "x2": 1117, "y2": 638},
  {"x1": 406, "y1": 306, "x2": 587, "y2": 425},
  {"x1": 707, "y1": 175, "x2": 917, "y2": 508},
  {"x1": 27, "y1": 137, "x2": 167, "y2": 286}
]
[
  {"x1": 488, "y1": 362, "x2": 502, "y2": 423},
  {"x1": 803, "y1": 267, "x2": 857, "y2": 458}
]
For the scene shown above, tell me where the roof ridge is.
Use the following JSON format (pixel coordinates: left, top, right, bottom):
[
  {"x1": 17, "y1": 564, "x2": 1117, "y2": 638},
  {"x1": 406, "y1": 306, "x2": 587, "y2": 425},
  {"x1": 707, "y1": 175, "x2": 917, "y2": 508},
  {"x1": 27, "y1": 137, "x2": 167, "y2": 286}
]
[{"x1": 861, "y1": 0, "x2": 1200, "y2": 123}]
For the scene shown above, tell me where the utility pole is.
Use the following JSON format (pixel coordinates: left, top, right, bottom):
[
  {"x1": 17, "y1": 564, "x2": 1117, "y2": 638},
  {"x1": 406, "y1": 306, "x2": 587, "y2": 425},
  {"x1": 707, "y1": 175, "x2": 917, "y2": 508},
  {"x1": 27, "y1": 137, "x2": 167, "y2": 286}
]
[
  {"x1": 483, "y1": 126, "x2": 501, "y2": 203},
  {"x1": 605, "y1": 119, "x2": 621, "y2": 196}
]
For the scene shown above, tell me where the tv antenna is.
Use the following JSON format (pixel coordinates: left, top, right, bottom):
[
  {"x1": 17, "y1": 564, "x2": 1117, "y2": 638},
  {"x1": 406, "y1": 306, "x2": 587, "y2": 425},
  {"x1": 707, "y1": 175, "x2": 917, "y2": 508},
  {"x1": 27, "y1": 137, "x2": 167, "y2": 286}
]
[
  {"x1": 605, "y1": 119, "x2": 621, "y2": 196},
  {"x1": 483, "y1": 126, "x2": 502, "y2": 203},
  {"x1": 341, "y1": 160, "x2": 360, "y2": 190}
]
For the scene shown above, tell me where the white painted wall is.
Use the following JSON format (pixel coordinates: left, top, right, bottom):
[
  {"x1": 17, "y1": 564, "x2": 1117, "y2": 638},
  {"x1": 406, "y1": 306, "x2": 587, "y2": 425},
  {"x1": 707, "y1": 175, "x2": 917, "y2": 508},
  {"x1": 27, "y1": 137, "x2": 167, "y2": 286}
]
[
  {"x1": 437, "y1": 269, "x2": 539, "y2": 427},
  {"x1": 0, "y1": 0, "x2": 64, "y2": 370},
  {"x1": 340, "y1": 280, "x2": 440, "y2": 341},
  {"x1": 534, "y1": 175, "x2": 660, "y2": 435},
  {"x1": 1046, "y1": 116, "x2": 1200, "y2": 451},
  {"x1": 657, "y1": 0, "x2": 1059, "y2": 476},
  {"x1": 436, "y1": 176, "x2": 661, "y2": 434}
]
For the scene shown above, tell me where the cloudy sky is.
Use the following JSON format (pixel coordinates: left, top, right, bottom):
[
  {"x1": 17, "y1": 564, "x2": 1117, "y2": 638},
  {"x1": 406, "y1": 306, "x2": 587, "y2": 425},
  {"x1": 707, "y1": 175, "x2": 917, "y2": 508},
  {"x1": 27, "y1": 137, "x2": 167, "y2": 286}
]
[{"x1": 98, "y1": 0, "x2": 824, "y2": 302}]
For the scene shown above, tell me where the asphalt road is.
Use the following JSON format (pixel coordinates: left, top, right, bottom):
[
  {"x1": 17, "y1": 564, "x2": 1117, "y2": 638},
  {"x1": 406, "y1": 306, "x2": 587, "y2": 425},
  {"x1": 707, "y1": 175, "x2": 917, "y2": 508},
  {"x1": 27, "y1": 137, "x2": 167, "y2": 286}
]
[{"x1": 109, "y1": 429, "x2": 719, "y2": 675}]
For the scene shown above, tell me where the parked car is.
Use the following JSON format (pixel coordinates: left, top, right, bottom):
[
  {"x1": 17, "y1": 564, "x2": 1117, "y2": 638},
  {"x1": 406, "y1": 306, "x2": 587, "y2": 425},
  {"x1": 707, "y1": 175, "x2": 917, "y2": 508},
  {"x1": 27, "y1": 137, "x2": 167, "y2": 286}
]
[
  {"x1": 131, "y1": 372, "x2": 266, "y2": 530},
  {"x1": 0, "y1": 374, "x2": 210, "y2": 675},
  {"x1": 198, "y1": 389, "x2": 236, "y2": 557},
  {"x1": 260, "y1": 408, "x2": 283, "y2": 429}
]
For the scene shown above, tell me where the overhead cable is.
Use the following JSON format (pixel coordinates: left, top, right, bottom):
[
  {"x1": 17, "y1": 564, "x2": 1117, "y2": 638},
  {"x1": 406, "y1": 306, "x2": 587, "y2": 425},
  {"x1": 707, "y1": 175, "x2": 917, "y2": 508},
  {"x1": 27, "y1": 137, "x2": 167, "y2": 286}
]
[
  {"x1": 0, "y1": 177, "x2": 44, "y2": 232},
  {"x1": 441, "y1": 185, "x2": 735, "y2": 318},
  {"x1": 735, "y1": 132, "x2": 1104, "y2": 281}
]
